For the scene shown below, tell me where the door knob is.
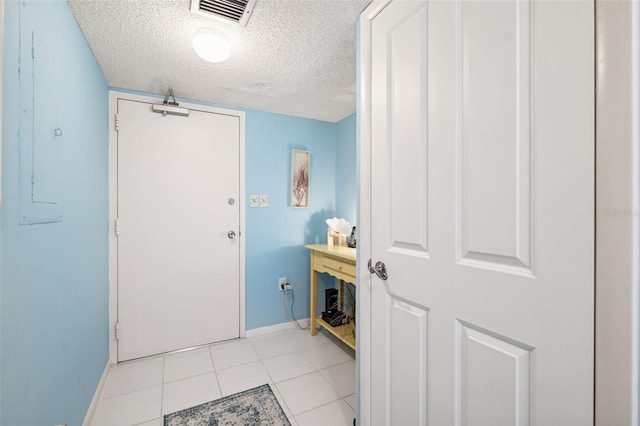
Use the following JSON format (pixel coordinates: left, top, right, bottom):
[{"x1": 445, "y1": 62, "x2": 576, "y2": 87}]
[
  {"x1": 368, "y1": 259, "x2": 388, "y2": 280},
  {"x1": 228, "y1": 231, "x2": 236, "y2": 239}
]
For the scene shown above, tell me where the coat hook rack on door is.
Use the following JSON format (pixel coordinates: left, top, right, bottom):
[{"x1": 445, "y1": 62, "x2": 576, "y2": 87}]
[{"x1": 152, "y1": 86, "x2": 190, "y2": 117}]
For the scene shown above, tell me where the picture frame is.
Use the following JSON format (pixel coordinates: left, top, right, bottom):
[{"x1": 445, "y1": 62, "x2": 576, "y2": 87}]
[{"x1": 291, "y1": 150, "x2": 310, "y2": 208}]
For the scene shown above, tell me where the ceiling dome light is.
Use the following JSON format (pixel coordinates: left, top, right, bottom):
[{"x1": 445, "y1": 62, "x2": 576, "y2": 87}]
[{"x1": 192, "y1": 30, "x2": 231, "y2": 63}]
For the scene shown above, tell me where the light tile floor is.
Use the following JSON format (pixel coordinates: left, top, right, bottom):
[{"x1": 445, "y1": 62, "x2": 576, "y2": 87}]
[{"x1": 91, "y1": 328, "x2": 356, "y2": 426}]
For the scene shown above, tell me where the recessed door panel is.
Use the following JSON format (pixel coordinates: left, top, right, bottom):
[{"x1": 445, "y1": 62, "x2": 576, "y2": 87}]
[
  {"x1": 457, "y1": 0, "x2": 532, "y2": 274},
  {"x1": 456, "y1": 321, "x2": 533, "y2": 426},
  {"x1": 374, "y1": 1, "x2": 430, "y2": 258},
  {"x1": 389, "y1": 298, "x2": 429, "y2": 426}
]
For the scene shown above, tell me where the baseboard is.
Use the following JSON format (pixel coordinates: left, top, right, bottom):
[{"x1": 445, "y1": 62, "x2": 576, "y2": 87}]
[
  {"x1": 83, "y1": 360, "x2": 112, "y2": 426},
  {"x1": 246, "y1": 318, "x2": 311, "y2": 338}
]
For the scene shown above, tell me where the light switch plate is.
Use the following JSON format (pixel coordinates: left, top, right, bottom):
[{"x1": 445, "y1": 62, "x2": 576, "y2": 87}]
[
  {"x1": 259, "y1": 194, "x2": 269, "y2": 208},
  {"x1": 249, "y1": 194, "x2": 259, "y2": 208}
]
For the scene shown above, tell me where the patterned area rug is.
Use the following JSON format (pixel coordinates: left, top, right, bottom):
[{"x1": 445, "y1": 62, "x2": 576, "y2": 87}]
[{"x1": 163, "y1": 384, "x2": 291, "y2": 426}]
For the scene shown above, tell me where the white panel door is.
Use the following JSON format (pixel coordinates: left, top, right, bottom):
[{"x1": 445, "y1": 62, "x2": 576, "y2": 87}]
[
  {"x1": 117, "y1": 99, "x2": 241, "y2": 361},
  {"x1": 366, "y1": 0, "x2": 594, "y2": 424}
]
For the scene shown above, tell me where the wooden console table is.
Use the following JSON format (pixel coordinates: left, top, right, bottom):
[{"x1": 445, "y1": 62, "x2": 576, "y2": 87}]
[{"x1": 304, "y1": 244, "x2": 357, "y2": 350}]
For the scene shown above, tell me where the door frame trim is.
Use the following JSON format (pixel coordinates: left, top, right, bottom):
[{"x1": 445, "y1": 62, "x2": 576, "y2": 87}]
[
  {"x1": 595, "y1": 1, "x2": 639, "y2": 424},
  {"x1": 357, "y1": 2, "x2": 390, "y2": 424},
  {"x1": 107, "y1": 90, "x2": 246, "y2": 363},
  {"x1": 358, "y1": 0, "x2": 639, "y2": 424}
]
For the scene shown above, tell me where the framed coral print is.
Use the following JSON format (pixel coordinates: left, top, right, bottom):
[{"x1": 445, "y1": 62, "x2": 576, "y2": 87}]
[{"x1": 291, "y1": 150, "x2": 310, "y2": 208}]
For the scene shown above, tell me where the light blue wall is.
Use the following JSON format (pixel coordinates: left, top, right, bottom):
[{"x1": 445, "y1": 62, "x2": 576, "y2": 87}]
[
  {"x1": 1, "y1": 1, "x2": 109, "y2": 425},
  {"x1": 244, "y1": 111, "x2": 339, "y2": 328},
  {"x1": 335, "y1": 113, "x2": 357, "y2": 226}
]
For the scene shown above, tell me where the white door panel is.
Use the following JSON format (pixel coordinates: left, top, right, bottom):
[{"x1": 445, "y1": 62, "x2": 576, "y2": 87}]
[
  {"x1": 459, "y1": 0, "x2": 532, "y2": 270},
  {"x1": 117, "y1": 99, "x2": 241, "y2": 361},
  {"x1": 366, "y1": 0, "x2": 594, "y2": 424},
  {"x1": 457, "y1": 322, "x2": 533, "y2": 425}
]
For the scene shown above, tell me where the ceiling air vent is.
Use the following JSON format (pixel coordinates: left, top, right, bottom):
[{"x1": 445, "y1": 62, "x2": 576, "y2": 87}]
[{"x1": 190, "y1": 0, "x2": 257, "y2": 27}]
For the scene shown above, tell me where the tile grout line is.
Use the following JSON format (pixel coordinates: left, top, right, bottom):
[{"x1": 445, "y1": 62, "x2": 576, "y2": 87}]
[
  {"x1": 247, "y1": 335, "x2": 318, "y2": 423},
  {"x1": 159, "y1": 355, "x2": 166, "y2": 420},
  {"x1": 161, "y1": 347, "x2": 222, "y2": 385},
  {"x1": 259, "y1": 358, "x2": 296, "y2": 420},
  {"x1": 207, "y1": 345, "x2": 224, "y2": 397},
  {"x1": 318, "y1": 369, "x2": 348, "y2": 399},
  {"x1": 249, "y1": 336, "x2": 298, "y2": 419},
  {"x1": 317, "y1": 358, "x2": 357, "y2": 396},
  {"x1": 265, "y1": 346, "x2": 307, "y2": 425},
  {"x1": 279, "y1": 348, "x2": 353, "y2": 422},
  {"x1": 293, "y1": 396, "x2": 355, "y2": 420},
  {"x1": 265, "y1": 361, "x2": 319, "y2": 385},
  {"x1": 97, "y1": 360, "x2": 167, "y2": 400},
  {"x1": 342, "y1": 393, "x2": 357, "y2": 411}
]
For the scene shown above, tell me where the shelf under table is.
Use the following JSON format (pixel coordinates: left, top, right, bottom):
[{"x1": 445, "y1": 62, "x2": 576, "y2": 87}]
[{"x1": 316, "y1": 317, "x2": 356, "y2": 351}]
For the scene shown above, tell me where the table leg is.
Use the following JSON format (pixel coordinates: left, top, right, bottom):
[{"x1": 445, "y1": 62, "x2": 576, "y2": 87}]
[{"x1": 310, "y1": 268, "x2": 318, "y2": 336}]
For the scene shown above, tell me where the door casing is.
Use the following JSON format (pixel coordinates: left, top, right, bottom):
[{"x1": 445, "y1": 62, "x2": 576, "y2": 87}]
[
  {"x1": 357, "y1": 1, "x2": 639, "y2": 424},
  {"x1": 107, "y1": 90, "x2": 246, "y2": 363}
]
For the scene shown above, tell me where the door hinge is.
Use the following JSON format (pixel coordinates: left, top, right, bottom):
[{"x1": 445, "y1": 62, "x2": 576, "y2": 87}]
[
  {"x1": 115, "y1": 322, "x2": 120, "y2": 340},
  {"x1": 115, "y1": 218, "x2": 120, "y2": 237},
  {"x1": 114, "y1": 114, "x2": 120, "y2": 131}
]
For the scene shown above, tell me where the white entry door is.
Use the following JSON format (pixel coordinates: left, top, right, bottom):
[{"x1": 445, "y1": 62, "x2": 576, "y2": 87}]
[
  {"x1": 116, "y1": 99, "x2": 242, "y2": 361},
  {"x1": 364, "y1": 0, "x2": 594, "y2": 424}
]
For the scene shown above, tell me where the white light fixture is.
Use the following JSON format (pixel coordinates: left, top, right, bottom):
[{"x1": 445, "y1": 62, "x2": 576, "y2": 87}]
[{"x1": 192, "y1": 29, "x2": 231, "y2": 63}]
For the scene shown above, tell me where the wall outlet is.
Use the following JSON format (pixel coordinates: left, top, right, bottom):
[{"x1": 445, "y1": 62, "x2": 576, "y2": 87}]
[{"x1": 279, "y1": 277, "x2": 291, "y2": 291}]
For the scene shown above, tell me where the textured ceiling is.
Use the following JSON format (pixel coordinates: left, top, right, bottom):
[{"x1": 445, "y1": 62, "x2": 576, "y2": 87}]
[{"x1": 67, "y1": 0, "x2": 369, "y2": 122}]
